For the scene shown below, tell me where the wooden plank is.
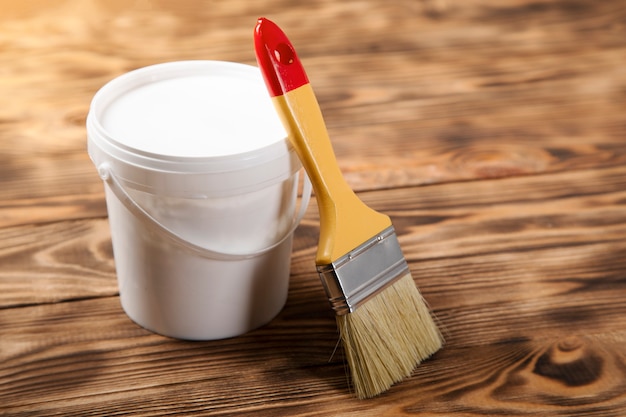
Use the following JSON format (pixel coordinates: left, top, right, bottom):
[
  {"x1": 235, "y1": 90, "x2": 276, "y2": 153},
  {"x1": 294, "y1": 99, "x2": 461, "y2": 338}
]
[
  {"x1": 3, "y1": 164, "x2": 626, "y2": 311},
  {"x1": 0, "y1": 194, "x2": 107, "y2": 230},
  {"x1": 2, "y1": 165, "x2": 626, "y2": 414},
  {"x1": 1, "y1": 0, "x2": 625, "y2": 226},
  {"x1": 0, "y1": 219, "x2": 117, "y2": 308},
  {"x1": 2, "y1": 288, "x2": 626, "y2": 417},
  {"x1": 2, "y1": 0, "x2": 626, "y2": 415},
  {"x1": 2, "y1": 283, "x2": 625, "y2": 415}
]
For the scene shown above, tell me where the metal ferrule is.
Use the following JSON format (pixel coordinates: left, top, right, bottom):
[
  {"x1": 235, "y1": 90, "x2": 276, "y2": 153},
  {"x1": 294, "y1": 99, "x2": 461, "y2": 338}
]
[{"x1": 317, "y1": 226, "x2": 410, "y2": 315}]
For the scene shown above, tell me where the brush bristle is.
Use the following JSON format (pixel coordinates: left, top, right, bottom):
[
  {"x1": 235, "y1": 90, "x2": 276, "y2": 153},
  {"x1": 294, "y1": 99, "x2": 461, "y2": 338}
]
[{"x1": 336, "y1": 272, "x2": 442, "y2": 399}]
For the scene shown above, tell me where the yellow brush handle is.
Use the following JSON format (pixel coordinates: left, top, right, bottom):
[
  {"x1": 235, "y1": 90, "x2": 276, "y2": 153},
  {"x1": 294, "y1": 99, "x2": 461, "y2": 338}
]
[{"x1": 272, "y1": 84, "x2": 392, "y2": 265}]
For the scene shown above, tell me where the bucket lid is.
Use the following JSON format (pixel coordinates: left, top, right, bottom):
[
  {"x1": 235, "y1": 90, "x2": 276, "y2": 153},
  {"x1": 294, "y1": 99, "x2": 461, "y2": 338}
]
[{"x1": 87, "y1": 61, "x2": 299, "y2": 197}]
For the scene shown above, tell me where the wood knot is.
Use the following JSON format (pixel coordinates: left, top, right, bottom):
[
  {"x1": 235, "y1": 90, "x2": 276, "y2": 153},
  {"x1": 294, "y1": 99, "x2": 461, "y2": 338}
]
[
  {"x1": 533, "y1": 337, "x2": 603, "y2": 387},
  {"x1": 557, "y1": 336, "x2": 584, "y2": 352},
  {"x1": 490, "y1": 336, "x2": 625, "y2": 408}
]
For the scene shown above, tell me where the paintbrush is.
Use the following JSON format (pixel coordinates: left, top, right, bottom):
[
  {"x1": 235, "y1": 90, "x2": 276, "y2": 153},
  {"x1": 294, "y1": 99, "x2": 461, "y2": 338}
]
[{"x1": 254, "y1": 17, "x2": 442, "y2": 399}]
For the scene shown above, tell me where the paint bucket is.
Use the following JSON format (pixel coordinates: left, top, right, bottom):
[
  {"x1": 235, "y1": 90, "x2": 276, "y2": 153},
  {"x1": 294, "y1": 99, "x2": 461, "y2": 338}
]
[{"x1": 87, "y1": 61, "x2": 310, "y2": 340}]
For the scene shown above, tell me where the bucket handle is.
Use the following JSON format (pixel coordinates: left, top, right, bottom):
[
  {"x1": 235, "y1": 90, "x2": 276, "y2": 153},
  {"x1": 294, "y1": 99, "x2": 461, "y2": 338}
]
[{"x1": 98, "y1": 163, "x2": 312, "y2": 261}]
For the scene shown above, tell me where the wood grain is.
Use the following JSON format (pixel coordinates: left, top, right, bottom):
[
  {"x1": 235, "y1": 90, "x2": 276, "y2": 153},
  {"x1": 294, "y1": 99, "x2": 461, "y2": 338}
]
[
  {"x1": 0, "y1": 219, "x2": 116, "y2": 308},
  {"x1": 2, "y1": 0, "x2": 626, "y2": 415},
  {"x1": 3, "y1": 165, "x2": 626, "y2": 415},
  {"x1": 0, "y1": 0, "x2": 624, "y2": 226}
]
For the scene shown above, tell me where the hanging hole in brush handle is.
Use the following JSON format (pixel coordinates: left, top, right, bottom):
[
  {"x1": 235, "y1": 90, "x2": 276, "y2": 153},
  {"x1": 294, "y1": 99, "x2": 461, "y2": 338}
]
[{"x1": 98, "y1": 163, "x2": 311, "y2": 261}]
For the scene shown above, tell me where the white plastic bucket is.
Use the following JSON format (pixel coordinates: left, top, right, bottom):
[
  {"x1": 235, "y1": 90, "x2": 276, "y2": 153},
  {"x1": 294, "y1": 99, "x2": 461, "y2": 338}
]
[{"x1": 87, "y1": 61, "x2": 310, "y2": 340}]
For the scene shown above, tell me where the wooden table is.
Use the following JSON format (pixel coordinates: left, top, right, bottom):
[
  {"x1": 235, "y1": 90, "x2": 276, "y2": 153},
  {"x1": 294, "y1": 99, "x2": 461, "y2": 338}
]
[{"x1": 2, "y1": 1, "x2": 625, "y2": 415}]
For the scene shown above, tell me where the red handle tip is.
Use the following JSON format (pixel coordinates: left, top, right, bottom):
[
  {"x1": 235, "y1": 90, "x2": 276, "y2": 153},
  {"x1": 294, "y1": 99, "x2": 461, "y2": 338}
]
[{"x1": 254, "y1": 17, "x2": 309, "y2": 97}]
